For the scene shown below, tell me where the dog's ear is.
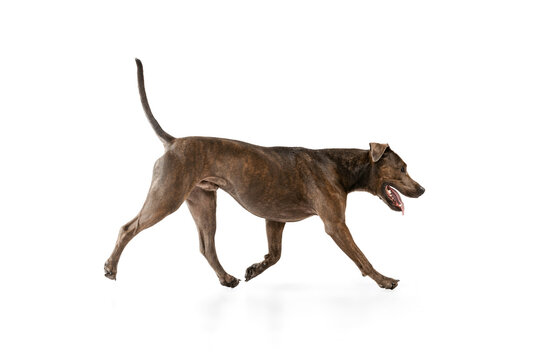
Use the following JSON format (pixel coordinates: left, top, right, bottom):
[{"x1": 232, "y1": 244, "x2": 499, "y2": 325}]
[{"x1": 369, "y1": 143, "x2": 389, "y2": 162}]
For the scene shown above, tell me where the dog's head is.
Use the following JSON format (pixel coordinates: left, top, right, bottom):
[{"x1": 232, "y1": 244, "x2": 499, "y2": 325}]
[{"x1": 368, "y1": 143, "x2": 425, "y2": 214}]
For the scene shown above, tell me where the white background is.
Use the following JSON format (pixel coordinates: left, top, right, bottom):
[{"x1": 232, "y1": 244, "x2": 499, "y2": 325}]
[{"x1": 1, "y1": 1, "x2": 539, "y2": 359}]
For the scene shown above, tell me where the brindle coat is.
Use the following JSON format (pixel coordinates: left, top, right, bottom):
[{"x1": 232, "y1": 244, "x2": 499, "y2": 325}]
[{"x1": 104, "y1": 59, "x2": 425, "y2": 290}]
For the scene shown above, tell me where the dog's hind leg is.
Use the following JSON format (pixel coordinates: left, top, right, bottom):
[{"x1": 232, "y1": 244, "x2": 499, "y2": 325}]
[
  {"x1": 245, "y1": 220, "x2": 285, "y2": 282},
  {"x1": 104, "y1": 152, "x2": 194, "y2": 280},
  {"x1": 186, "y1": 187, "x2": 240, "y2": 288}
]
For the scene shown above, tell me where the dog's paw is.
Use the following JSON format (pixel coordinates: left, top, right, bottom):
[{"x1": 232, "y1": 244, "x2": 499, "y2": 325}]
[
  {"x1": 245, "y1": 263, "x2": 260, "y2": 282},
  {"x1": 220, "y1": 275, "x2": 240, "y2": 288},
  {"x1": 104, "y1": 261, "x2": 116, "y2": 281},
  {"x1": 245, "y1": 255, "x2": 275, "y2": 281},
  {"x1": 377, "y1": 277, "x2": 399, "y2": 290}
]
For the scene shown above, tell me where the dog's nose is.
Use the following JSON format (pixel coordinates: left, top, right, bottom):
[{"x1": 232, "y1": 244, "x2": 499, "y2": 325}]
[{"x1": 418, "y1": 186, "x2": 425, "y2": 196}]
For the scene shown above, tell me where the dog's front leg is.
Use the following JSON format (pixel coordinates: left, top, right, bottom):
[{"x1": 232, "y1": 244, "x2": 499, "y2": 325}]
[
  {"x1": 245, "y1": 220, "x2": 285, "y2": 282},
  {"x1": 324, "y1": 221, "x2": 399, "y2": 290}
]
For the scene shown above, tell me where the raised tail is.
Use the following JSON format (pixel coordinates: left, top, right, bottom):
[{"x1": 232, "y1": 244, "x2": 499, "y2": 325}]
[{"x1": 135, "y1": 58, "x2": 175, "y2": 146}]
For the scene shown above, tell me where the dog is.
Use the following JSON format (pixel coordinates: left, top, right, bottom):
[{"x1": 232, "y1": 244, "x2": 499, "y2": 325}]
[{"x1": 104, "y1": 59, "x2": 425, "y2": 290}]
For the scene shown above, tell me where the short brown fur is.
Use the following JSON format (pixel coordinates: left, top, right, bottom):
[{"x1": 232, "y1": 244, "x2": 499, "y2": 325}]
[{"x1": 104, "y1": 60, "x2": 425, "y2": 290}]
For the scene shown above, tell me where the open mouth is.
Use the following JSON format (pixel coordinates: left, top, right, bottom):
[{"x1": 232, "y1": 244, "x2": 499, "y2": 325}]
[{"x1": 385, "y1": 184, "x2": 405, "y2": 215}]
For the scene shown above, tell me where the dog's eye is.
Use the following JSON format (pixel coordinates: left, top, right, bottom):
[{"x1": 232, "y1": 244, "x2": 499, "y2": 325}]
[{"x1": 401, "y1": 166, "x2": 406, "y2": 173}]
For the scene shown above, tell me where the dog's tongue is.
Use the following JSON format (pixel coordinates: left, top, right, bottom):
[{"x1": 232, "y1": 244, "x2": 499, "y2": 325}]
[{"x1": 389, "y1": 186, "x2": 405, "y2": 215}]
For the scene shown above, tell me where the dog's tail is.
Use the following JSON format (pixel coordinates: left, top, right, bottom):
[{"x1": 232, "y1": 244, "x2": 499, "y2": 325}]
[{"x1": 135, "y1": 58, "x2": 175, "y2": 146}]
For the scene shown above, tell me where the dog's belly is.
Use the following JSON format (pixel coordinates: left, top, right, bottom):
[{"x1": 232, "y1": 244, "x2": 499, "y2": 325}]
[
  {"x1": 200, "y1": 176, "x2": 316, "y2": 222},
  {"x1": 226, "y1": 190, "x2": 316, "y2": 222}
]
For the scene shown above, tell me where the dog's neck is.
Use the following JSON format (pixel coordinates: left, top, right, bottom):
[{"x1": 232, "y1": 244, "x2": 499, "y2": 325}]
[{"x1": 321, "y1": 149, "x2": 374, "y2": 194}]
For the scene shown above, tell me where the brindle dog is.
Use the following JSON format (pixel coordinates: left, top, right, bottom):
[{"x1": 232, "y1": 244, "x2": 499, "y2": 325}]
[{"x1": 104, "y1": 59, "x2": 425, "y2": 290}]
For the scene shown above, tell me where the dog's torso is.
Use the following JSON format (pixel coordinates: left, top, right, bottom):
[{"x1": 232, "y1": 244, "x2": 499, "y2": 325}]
[{"x1": 166, "y1": 136, "x2": 366, "y2": 222}]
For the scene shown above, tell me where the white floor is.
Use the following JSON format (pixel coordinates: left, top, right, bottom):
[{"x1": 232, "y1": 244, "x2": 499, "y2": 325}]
[{"x1": 2, "y1": 189, "x2": 537, "y2": 359}]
